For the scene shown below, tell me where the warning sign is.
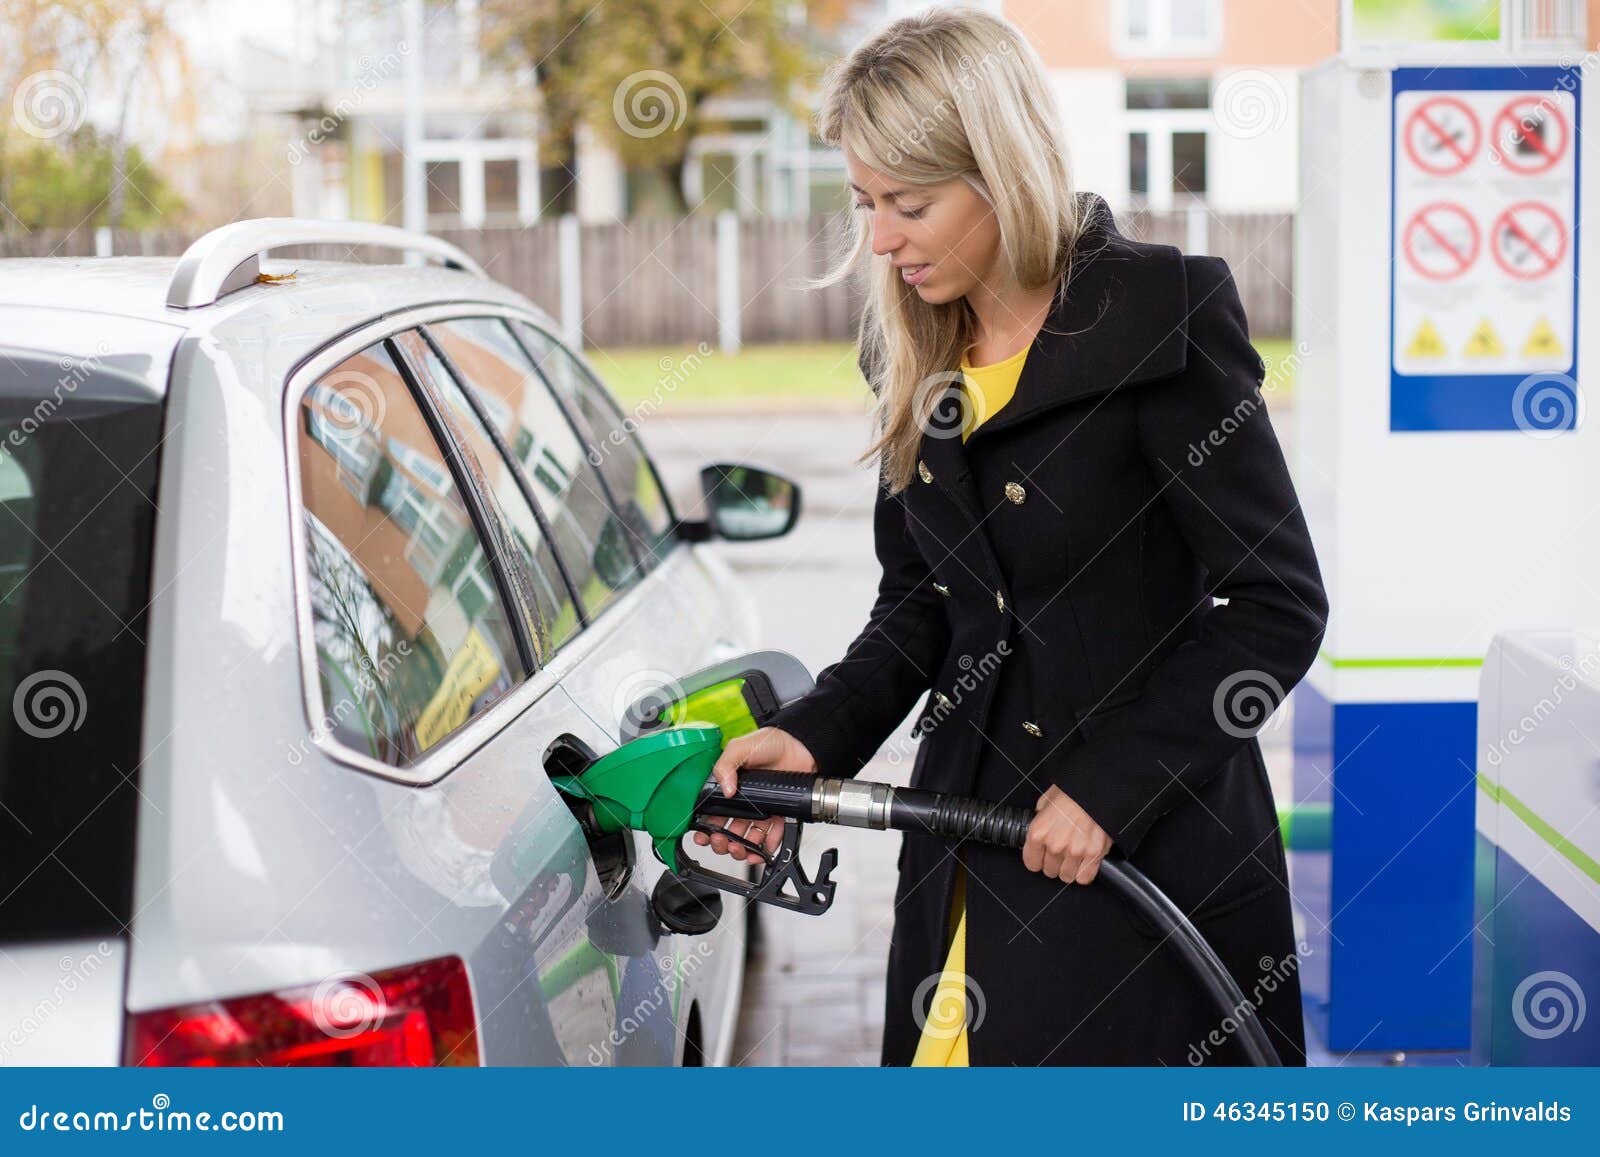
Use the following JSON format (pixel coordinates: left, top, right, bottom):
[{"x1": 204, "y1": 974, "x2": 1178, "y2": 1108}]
[
  {"x1": 1404, "y1": 97, "x2": 1481, "y2": 175},
  {"x1": 1490, "y1": 202, "x2": 1567, "y2": 280},
  {"x1": 1390, "y1": 68, "x2": 1579, "y2": 431},
  {"x1": 1491, "y1": 97, "x2": 1569, "y2": 175},
  {"x1": 1521, "y1": 318, "x2": 1564, "y2": 361},
  {"x1": 1405, "y1": 319, "x2": 1447, "y2": 359},
  {"x1": 1402, "y1": 202, "x2": 1479, "y2": 280},
  {"x1": 1462, "y1": 319, "x2": 1504, "y2": 358}
]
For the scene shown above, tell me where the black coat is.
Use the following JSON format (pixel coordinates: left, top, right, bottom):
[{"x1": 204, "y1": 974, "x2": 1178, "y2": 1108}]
[{"x1": 769, "y1": 191, "x2": 1329, "y2": 1066}]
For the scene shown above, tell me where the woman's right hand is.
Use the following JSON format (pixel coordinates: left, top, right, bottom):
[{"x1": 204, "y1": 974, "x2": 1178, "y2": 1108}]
[{"x1": 692, "y1": 727, "x2": 819, "y2": 861}]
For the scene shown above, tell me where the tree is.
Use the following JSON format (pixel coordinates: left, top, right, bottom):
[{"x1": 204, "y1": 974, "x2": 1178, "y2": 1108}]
[
  {"x1": 0, "y1": 0, "x2": 193, "y2": 234},
  {"x1": 3, "y1": 128, "x2": 181, "y2": 229},
  {"x1": 478, "y1": 0, "x2": 816, "y2": 215}
]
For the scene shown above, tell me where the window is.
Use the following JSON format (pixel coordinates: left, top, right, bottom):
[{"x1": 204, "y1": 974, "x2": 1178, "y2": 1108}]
[
  {"x1": 305, "y1": 380, "x2": 381, "y2": 497},
  {"x1": 511, "y1": 322, "x2": 678, "y2": 574},
  {"x1": 484, "y1": 159, "x2": 520, "y2": 222},
  {"x1": 0, "y1": 377, "x2": 161, "y2": 941},
  {"x1": 426, "y1": 318, "x2": 643, "y2": 622},
  {"x1": 389, "y1": 329, "x2": 583, "y2": 660},
  {"x1": 297, "y1": 341, "x2": 525, "y2": 766},
  {"x1": 1124, "y1": 78, "x2": 1212, "y2": 208},
  {"x1": 1125, "y1": 77, "x2": 1211, "y2": 110},
  {"x1": 1172, "y1": 131, "x2": 1208, "y2": 196},
  {"x1": 1129, "y1": 132, "x2": 1149, "y2": 198},
  {"x1": 1116, "y1": 0, "x2": 1222, "y2": 57},
  {"x1": 426, "y1": 160, "x2": 463, "y2": 227}
]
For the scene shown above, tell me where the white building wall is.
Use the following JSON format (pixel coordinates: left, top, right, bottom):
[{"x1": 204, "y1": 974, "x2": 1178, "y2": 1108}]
[
  {"x1": 1207, "y1": 67, "x2": 1301, "y2": 211},
  {"x1": 1050, "y1": 70, "x2": 1128, "y2": 205},
  {"x1": 575, "y1": 123, "x2": 626, "y2": 222},
  {"x1": 1047, "y1": 66, "x2": 1302, "y2": 213}
]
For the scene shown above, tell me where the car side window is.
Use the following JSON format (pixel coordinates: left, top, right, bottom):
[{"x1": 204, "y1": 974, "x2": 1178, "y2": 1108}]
[
  {"x1": 425, "y1": 318, "x2": 643, "y2": 621},
  {"x1": 296, "y1": 340, "x2": 527, "y2": 766},
  {"x1": 510, "y1": 322, "x2": 677, "y2": 574},
  {"x1": 390, "y1": 329, "x2": 584, "y2": 657}
]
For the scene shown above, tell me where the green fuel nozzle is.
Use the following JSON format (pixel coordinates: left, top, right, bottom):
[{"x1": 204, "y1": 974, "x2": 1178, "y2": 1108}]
[
  {"x1": 551, "y1": 721, "x2": 840, "y2": 917},
  {"x1": 550, "y1": 723, "x2": 724, "y2": 874},
  {"x1": 551, "y1": 722, "x2": 1061, "y2": 921},
  {"x1": 551, "y1": 721, "x2": 1283, "y2": 1065}
]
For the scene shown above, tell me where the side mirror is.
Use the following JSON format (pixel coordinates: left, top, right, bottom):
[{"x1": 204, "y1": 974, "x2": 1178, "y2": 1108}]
[{"x1": 698, "y1": 463, "x2": 801, "y2": 541}]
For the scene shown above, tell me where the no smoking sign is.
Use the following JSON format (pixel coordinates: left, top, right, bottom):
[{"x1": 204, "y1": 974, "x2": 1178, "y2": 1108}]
[
  {"x1": 1491, "y1": 201, "x2": 1568, "y2": 279},
  {"x1": 1404, "y1": 96, "x2": 1481, "y2": 175},
  {"x1": 1402, "y1": 202, "x2": 1479, "y2": 280}
]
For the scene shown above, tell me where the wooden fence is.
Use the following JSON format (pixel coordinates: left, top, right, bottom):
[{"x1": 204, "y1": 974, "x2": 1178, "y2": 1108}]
[{"x1": 0, "y1": 208, "x2": 1293, "y2": 344}]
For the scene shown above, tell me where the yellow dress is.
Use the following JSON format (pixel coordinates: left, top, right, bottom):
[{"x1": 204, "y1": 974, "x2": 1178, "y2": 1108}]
[{"x1": 911, "y1": 342, "x2": 1027, "y2": 1067}]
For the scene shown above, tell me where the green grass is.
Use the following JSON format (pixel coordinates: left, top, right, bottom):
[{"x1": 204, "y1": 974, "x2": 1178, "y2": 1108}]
[
  {"x1": 1256, "y1": 338, "x2": 1298, "y2": 403},
  {"x1": 590, "y1": 338, "x2": 1297, "y2": 410},
  {"x1": 585, "y1": 342, "x2": 869, "y2": 410}
]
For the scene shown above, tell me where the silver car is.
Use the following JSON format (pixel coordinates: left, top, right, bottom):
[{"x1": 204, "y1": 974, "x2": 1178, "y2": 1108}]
[{"x1": 0, "y1": 219, "x2": 800, "y2": 1067}]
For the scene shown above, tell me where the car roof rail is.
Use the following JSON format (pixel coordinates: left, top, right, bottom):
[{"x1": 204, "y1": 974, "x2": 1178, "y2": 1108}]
[{"x1": 165, "y1": 217, "x2": 487, "y2": 309}]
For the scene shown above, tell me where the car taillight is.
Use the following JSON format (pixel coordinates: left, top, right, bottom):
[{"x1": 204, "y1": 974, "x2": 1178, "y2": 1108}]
[{"x1": 125, "y1": 955, "x2": 479, "y2": 1067}]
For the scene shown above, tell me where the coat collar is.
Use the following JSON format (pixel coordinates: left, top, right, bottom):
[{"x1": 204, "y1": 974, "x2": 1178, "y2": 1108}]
[{"x1": 915, "y1": 191, "x2": 1190, "y2": 515}]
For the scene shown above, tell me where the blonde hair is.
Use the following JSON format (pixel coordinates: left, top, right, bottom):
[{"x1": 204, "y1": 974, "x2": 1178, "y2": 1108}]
[{"x1": 811, "y1": 5, "x2": 1089, "y2": 493}]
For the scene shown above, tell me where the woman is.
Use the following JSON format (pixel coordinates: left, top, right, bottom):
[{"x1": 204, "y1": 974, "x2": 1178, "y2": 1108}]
[{"x1": 693, "y1": 6, "x2": 1327, "y2": 1067}]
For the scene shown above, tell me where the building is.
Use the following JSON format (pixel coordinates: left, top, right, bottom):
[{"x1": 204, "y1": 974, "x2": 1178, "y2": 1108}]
[
  {"x1": 236, "y1": 1, "x2": 1595, "y2": 226},
  {"x1": 1004, "y1": 0, "x2": 1337, "y2": 213}
]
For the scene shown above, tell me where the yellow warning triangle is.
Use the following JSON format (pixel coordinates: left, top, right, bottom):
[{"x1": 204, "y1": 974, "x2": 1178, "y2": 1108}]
[
  {"x1": 1404, "y1": 318, "x2": 1448, "y2": 358},
  {"x1": 1462, "y1": 319, "x2": 1505, "y2": 358},
  {"x1": 1521, "y1": 317, "x2": 1564, "y2": 359}
]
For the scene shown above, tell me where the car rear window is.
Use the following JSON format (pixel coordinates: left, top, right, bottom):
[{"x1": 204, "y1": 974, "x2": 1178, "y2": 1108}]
[
  {"x1": 296, "y1": 340, "x2": 528, "y2": 767},
  {"x1": 0, "y1": 371, "x2": 163, "y2": 943}
]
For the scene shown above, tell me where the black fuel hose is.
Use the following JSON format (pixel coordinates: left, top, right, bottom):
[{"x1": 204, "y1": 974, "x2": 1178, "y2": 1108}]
[{"x1": 699, "y1": 769, "x2": 1283, "y2": 1067}]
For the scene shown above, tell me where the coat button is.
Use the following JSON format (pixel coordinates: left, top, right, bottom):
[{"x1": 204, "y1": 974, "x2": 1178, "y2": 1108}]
[
  {"x1": 934, "y1": 691, "x2": 954, "y2": 710},
  {"x1": 995, "y1": 589, "x2": 1006, "y2": 613},
  {"x1": 932, "y1": 581, "x2": 950, "y2": 596},
  {"x1": 1022, "y1": 720, "x2": 1044, "y2": 738},
  {"x1": 1004, "y1": 480, "x2": 1026, "y2": 504},
  {"x1": 918, "y1": 459, "x2": 934, "y2": 484}
]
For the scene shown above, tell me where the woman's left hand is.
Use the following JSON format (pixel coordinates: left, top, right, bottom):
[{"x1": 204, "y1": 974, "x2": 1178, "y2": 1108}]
[{"x1": 1023, "y1": 785, "x2": 1114, "y2": 885}]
